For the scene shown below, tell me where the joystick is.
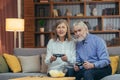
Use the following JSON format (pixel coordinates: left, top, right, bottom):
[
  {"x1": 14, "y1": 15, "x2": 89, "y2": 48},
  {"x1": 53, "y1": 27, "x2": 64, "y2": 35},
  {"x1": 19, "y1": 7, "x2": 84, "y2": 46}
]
[
  {"x1": 75, "y1": 62, "x2": 84, "y2": 66},
  {"x1": 53, "y1": 54, "x2": 65, "y2": 57}
]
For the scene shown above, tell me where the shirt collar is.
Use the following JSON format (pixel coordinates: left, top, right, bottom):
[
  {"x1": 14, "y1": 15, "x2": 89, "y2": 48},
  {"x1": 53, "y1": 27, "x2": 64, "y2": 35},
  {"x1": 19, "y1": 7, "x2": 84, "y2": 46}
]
[
  {"x1": 84, "y1": 33, "x2": 91, "y2": 44},
  {"x1": 56, "y1": 38, "x2": 68, "y2": 42}
]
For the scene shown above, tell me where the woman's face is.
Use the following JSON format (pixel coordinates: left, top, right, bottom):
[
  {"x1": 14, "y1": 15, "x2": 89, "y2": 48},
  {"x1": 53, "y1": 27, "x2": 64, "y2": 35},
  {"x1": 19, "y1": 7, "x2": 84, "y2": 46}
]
[{"x1": 56, "y1": 23, "x2": 67, "y2": 38}]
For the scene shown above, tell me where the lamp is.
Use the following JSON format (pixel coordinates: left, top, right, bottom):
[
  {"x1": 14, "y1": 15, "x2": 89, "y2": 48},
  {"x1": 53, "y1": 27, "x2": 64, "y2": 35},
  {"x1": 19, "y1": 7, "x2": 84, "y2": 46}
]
[{"x1": 6, "y1": 18, "x2": 24, "y2": 48}]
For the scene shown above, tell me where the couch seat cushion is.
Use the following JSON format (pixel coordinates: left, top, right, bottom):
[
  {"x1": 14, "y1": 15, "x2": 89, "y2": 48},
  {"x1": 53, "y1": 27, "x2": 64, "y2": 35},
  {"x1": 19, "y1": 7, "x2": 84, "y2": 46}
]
[
  {"x1": 101, "y1": 74, "x2": 120, "y2": 80},
  {"x1": 0, "y1": 73, "x2": 47, "y2": 80}
]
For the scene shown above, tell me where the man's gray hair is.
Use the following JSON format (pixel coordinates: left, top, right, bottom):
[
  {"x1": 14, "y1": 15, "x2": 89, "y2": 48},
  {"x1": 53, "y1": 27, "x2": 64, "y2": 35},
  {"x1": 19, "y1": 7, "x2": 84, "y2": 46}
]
[{"x1": 73, "y1": 21, "x2": 89, "y2": 34}]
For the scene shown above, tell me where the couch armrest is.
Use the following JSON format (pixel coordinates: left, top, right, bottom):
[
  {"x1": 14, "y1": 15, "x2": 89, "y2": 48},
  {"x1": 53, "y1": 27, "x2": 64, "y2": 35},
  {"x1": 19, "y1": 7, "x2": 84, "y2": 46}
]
[
  {"x1": 40, "y1": 53, "x2": 48, "y2": 73},
  {"x1": 108, "y1": 47, "x2": 120, "y2": 56}
]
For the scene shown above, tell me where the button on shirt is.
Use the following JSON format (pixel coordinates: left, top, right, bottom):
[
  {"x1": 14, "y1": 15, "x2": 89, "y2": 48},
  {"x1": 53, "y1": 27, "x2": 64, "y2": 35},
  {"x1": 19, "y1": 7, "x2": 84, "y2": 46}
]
[
  {"x1": 45, "y1": 39, "x2": 76, "y2": 72},
  {"x1": 76, "y1": 34, "x2": 110, "y2": 68}
]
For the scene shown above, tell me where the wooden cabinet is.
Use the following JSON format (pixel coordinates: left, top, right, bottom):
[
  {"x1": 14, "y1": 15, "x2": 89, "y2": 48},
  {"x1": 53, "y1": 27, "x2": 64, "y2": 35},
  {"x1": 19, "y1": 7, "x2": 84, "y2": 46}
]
[{"x1": 24, "y1": 0, "x2": 120, "y2": 48}]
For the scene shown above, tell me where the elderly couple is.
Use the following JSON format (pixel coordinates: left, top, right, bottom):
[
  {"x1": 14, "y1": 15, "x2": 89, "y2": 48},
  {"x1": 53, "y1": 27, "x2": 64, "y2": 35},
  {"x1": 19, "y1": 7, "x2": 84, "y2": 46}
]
[{"x1": 45, "y1": 19, "x2": 112, "y2": 80}]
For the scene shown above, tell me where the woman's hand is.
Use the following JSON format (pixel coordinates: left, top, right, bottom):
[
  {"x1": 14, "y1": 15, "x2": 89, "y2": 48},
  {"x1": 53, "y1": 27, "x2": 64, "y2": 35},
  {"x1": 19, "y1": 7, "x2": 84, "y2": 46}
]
[
  {"x1": 61, "y1": 54, "x2": 68, "y2": 62},
  {"x1": 50, "y1": 55, "x2": 57, "y2": 62}
]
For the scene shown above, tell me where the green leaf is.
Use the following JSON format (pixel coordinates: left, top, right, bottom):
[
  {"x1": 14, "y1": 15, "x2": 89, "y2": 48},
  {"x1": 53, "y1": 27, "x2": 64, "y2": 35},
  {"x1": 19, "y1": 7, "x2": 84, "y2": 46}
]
[{"x1": 38, "y1": 20, "x2": 45, "y2": 26}]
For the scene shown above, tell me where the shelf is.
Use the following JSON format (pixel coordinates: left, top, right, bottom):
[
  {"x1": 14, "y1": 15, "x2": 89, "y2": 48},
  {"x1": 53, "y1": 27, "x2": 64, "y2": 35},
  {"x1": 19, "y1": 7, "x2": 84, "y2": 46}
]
[
  {"x1": 34, "y1": 2, "x2": 50, "y2": 4},
  {"x1": 70, "y1": 16, "x2": 101, "y2": 18},
  {"x1": 90, "y1": 30, "x2": 120, "y2": 34},
  {"x1": 35, "y1": 15, "x2": 120, "y2": 19},
  {"x1": 70, "y1": 30, "x2": 120, "y2": 34},
  {"x1": 53, "y1": 2, "x2": 84, "y2": 4},
  {"x1": 35, "y1": 30, "x2": 120, "y2": 34},
  {"x1": 101, "y1": 15, "x2": 120, "y2": 18},
  {"x1": 35, "y1": 16, "x2": 67, "y2": 19},
  {"x1": 35, "y1": 32, "x2": 54, "y2": 34},
  {"x1": 86, "y1": 0, "x2": 119, "y2": 3},
  {"x1": 35, "y1": 46, "x2": 46, "y2": 48}
]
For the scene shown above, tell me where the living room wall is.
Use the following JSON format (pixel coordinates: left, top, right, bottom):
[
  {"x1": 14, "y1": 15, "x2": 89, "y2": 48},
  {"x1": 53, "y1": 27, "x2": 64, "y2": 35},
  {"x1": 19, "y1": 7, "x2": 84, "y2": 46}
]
[{"x1": 0, "y1": 0, "x2": 17, "y2": 54}]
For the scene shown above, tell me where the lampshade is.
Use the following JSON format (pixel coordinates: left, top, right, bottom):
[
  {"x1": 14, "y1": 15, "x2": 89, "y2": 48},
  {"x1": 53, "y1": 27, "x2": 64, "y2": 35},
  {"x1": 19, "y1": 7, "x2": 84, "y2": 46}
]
[{"x1": 6, "y1": 18, "x2": 24, "y2": 32}]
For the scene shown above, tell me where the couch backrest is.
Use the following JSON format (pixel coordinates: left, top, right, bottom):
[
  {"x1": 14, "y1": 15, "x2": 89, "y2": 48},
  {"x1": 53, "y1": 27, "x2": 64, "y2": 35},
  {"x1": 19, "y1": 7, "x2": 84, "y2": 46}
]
[
  {"x1": 14, "y1": 47, "x2": 120, "y2": 56},
  {"x1": 13, "y1": 47, "x2": 120, "y2": 73},
  {"x1": 107, "y1": 47, "x2": 120, "y2": 56},
  {"x1": 14, "y1": 48, "x2": 46, "y2": 56}
]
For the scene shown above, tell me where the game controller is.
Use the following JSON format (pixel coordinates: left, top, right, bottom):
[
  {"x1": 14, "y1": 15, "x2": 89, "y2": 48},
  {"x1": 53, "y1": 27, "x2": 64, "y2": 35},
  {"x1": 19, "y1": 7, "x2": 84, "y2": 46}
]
[
  {"x1": 75, "y1": 62, "x2": 84, "y2": 66},
  {"x1": 53, "y1": 54, "x2": 65, "y2": 57}
]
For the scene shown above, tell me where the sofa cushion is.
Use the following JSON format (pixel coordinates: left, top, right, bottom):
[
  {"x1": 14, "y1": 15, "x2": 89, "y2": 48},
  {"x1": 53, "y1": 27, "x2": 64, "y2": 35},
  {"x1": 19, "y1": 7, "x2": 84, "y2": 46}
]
[
  {"x1": 0, "y1": 73, "x2": 47, "y2": 80},
  {"x1": 3, "y1": 53, "x2": 21, "y2": 73},
  {"x1": 101, "y1": 74, "x2": 120, "y2": 80},
  {"x1": 116, "y1": 56, "x2": 120, "y2": 74},
  {"x1": 40, "y1": 53, "x2": 48, "y2": 73},
  {"x1": 0, "y1": 55, "x2": 9, "y2": 73},
  {"x1": 18, "y1": 55, "x2": 40, "y2": 73},
  {"x1": 110, "y1": 56, "x2": 119, "y2": 74}
]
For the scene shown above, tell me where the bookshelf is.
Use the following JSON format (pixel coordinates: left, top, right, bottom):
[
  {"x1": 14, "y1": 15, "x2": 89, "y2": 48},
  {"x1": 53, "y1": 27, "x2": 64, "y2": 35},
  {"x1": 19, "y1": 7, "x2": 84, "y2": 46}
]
[{"x1": 24, "y1": 0, "x2": 120, "y2": 48}]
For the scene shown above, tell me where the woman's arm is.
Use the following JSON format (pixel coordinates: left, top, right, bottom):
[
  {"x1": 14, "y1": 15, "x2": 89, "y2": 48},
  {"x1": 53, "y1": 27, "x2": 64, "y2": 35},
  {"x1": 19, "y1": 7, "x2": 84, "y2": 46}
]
[{"x1": 45, "y1": 39, "x2": 53, "y2": 65}]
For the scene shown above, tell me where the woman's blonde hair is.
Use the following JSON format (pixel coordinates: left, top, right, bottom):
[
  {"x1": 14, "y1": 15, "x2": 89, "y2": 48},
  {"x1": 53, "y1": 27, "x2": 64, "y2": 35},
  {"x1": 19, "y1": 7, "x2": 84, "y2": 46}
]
[{"x1": 53, "y1": 19, "x2": 71, "y2": 41}]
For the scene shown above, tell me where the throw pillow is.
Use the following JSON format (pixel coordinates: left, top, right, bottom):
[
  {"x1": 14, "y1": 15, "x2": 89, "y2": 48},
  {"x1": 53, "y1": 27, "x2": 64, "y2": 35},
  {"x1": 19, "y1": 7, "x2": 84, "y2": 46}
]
[
  {"x1": 40, "y1": 53, "x2": 48, "y2": 73},
  {"x1": 110, "y1": 56, "x2": 119, "y2": 74},
  {"x1": 3, "y1": 53, "x2": 21, "y2": 73},
  {"x1": 18, "y1": 55, "x2": 40, "y2": 73},
  {"x1": 0, "y1": 55, "x2": 9, "y2": 73},
  {"x1": 116, "y1": 56, "x2": 120, "y2": 74}
]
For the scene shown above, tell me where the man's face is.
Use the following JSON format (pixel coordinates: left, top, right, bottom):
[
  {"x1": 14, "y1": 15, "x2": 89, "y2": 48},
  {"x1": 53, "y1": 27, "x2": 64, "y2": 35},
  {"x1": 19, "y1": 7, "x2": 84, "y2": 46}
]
[{"x1": 74, "y1": 26, "x2": 87, "y2": 42}]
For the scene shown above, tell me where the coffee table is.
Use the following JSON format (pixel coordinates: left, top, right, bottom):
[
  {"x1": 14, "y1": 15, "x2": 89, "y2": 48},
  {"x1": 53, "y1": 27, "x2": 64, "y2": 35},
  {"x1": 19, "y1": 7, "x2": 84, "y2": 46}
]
[{"x1": 9, "y1": 76, "x2": 75, "y2": 80}]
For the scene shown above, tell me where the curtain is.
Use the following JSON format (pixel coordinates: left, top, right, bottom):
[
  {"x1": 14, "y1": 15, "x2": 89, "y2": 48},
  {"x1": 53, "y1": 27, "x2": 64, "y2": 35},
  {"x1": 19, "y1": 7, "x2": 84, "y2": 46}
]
[{"x1": 0, "y1": 0, "x2": 17, "y2": 54}]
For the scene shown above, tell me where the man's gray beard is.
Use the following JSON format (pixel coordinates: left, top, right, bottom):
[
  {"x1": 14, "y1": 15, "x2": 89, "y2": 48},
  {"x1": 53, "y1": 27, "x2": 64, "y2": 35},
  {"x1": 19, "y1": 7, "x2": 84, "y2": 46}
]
[{"x1": 75, "y1": 37, "x2": 84, "y2": 42}]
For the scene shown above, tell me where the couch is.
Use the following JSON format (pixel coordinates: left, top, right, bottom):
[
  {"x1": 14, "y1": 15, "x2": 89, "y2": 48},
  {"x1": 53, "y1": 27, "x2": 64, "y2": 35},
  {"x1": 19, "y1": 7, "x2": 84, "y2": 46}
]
[
  {"x1": 0, "y1": 48, "x2": 47, "y2": 80},
  {"x1": 0, "y1": 47, "x2": 120, "y2": 80}
]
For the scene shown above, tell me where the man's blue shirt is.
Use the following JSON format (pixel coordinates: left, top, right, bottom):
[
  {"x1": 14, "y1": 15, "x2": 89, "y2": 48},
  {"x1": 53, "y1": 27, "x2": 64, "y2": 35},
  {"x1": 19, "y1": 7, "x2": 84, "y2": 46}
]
[{"x1": 76, "y1": 34, "x2": 110, "y2": 68}]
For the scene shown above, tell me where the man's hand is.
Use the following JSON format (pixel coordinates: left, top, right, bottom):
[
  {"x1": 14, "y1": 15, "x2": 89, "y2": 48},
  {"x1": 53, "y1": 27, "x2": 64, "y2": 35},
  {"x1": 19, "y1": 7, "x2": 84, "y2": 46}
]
[
  {"x1": 74, "y1": 65, "x2": 79, "y2": 71},
  {"x1": 50, "y1": 55, "x2": 57, "y2": 62},
  {"x1": 83, "y1": 61, "x2": 94, "y2": 69}
]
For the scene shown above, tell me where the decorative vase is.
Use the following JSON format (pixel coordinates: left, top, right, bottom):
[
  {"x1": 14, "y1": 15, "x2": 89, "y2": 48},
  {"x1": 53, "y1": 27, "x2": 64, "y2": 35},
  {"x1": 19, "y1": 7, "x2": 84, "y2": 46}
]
[
  {"x1": 40, "y1": 28, "x2": 44, "y2": 32},
  {"x1": 40, "y1": 34, "x2": 45, "y2": 47},
  {"x1": 65, "y1": 8, "x2": 72, "y2": 16},
  {"x1": 84, "y1": 21, "x2": 92, "y2": 30},
  {"x1": 92, "y1": 8, "x2": 97, "y2": 16}
]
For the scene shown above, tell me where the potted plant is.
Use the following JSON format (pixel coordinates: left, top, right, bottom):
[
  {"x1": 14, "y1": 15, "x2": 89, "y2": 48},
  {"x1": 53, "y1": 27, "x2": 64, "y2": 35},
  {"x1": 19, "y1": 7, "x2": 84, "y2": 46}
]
[{"x1": 38, "y1": 20, "x2": 45, "y2": 32}]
